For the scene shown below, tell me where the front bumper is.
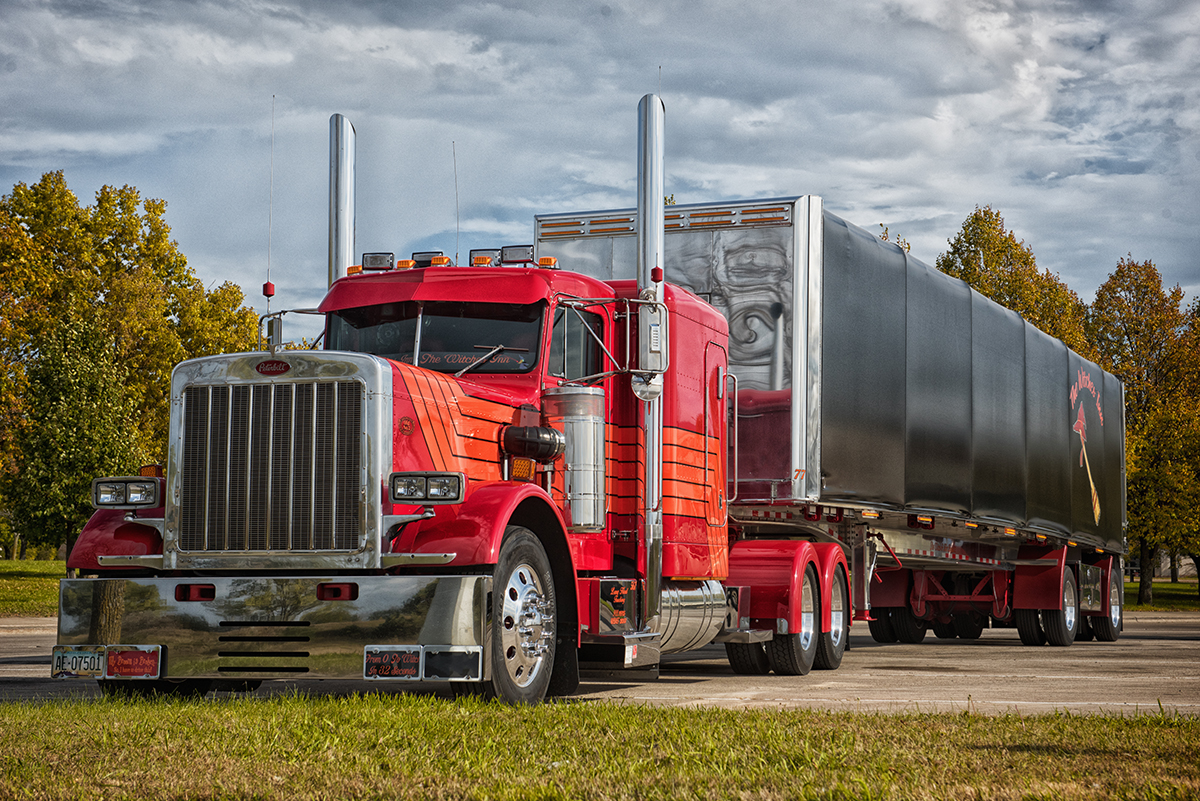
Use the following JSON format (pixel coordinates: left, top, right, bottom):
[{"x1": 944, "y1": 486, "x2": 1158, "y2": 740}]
[{"x1": 55, "y1": 575, "x2": 489, "y2": 682}]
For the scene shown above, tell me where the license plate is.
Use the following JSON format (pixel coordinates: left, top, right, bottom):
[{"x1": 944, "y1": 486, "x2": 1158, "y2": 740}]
[
  {"x1": 106, "y1": 645, "x2": 161, "y2": 679},
  {"x1": 51, "y1": 646, "x2": 106, "y2": 679},
  {"x1": 364, "y1": 645, "x2": 423, "y2": 680}
]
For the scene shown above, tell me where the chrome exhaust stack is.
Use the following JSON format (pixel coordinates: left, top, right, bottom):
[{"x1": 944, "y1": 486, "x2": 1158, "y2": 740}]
[
  {"x1": 328, "y1": 113, "x2": 356, "y2": 287},
  {"x1": 636, "y1": 93, "x2": 666, "y2": 635}
]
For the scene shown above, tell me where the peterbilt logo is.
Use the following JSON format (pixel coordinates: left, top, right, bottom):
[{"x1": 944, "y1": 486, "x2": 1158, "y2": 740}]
[{"x1": 255, "y1": 360, "x2": 291, "y2": 376}]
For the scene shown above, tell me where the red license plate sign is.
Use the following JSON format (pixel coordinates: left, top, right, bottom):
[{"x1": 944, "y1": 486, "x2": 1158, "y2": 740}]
[
  {"x1": 364, "y1": 646, "x2": 422, "y2": 680},
  {"x1": 106, "y1": 645, "x2": 161, "y2": 679}
]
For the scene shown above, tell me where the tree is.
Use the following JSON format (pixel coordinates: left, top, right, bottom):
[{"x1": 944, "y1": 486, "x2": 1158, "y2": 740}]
[
  {"x1": 0, "y1": 172, "x2": 259, "y2": 559},
  {"x1": 7, "y1": 304, "x2": 143, "y2": 555},
  {"x1": 936, "y1": 206, "x2": 1094, "y2": 359},
  {"x1": 1089, "y1": 257, "x2": 1200, "y2": 604}
]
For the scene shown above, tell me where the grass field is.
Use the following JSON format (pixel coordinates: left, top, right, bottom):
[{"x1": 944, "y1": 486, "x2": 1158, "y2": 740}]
[
  {"x1": 0, "y1": 693, "x2": 1196, "y2": 800},
  {"x1": 0, "y1": 559, "x2": 64, "y2": 617}
]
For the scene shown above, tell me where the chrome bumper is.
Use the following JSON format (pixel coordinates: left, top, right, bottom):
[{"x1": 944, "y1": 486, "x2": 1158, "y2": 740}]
[{"x1": 56, "y1": 575, "x2": 490, "y2": 681}]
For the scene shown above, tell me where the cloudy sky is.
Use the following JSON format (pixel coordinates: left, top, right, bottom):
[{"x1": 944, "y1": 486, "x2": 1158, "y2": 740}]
[{"x1": 2, "y1": 0, "x2": 1197, "y2": 341}]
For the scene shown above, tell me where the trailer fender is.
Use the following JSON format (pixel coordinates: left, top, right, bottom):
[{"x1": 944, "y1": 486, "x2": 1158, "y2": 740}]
[
  {"x1": 810, "y1": 542, "x2": 850, "y2": 634},
  {"x1": 66, "y1": 508, "x2": 163, "y2": 572},
  {"x1": 1013, "y1": 545, "x2": 1069, "y2": 610},
  {"x1": 727, "y1": 539, "x2": 818, "y2": 636}
]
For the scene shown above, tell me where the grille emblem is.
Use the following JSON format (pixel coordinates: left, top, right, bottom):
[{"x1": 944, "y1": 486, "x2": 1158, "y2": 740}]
[{"x1": 255, "y1": 360, "x2": 291, "y2": 376}]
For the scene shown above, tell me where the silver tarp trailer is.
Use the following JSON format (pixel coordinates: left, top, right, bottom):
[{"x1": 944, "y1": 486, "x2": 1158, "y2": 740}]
[{"x1": 536, "y1": 196, "x2": 1125, "y2": 555}]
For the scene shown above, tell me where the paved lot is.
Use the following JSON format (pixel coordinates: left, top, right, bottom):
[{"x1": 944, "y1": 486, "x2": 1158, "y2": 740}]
[{"x1": 4, "y1": 613, "x2": 1198, "y2": 714}]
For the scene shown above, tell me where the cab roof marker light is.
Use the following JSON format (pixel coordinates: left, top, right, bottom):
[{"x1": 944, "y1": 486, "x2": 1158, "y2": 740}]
[
  {"x1": 430, "y1": 256, "x2": 452, "y2": 266},
  {"x1": 396, "y1": 259, "x2": 416, "y2": 270},
  {"x1": 538, "y1": 256, "x2": 558, "y2": 268},
  {"x1": 347, "y1": 264, "x2": 363, "y2": 275}
]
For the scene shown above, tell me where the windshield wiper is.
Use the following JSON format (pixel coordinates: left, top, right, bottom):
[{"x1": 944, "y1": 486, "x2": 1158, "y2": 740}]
[{"x1": 454, "y1": 344, "x2": 529, "y2": 377}]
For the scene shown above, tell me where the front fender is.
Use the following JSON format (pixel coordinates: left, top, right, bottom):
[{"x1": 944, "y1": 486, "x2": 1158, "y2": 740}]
[
  {"x1": 67, "y1": 508, "x2": 163, "y2": 572},
  {"x1": 404, "y1": 482, "x2": 571, "y2": 566}
]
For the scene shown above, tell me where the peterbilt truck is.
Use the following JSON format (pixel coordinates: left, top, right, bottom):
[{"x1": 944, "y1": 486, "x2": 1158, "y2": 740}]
[{"x1": 52, "y1": 94, "x2": 1126, "y2": 703}]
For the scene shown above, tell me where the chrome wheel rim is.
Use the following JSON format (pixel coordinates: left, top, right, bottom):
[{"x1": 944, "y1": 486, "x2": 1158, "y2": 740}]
[
  {"x1": 799, "y1": 574, "x2": 816, "y2": 650},
  {"x1": 828, "y1": 579, "x2": 846, "y2": 648},
  {"x1": 499, "y1": 562, "x2": 554, "y2": 688},
  {"x1": 1109, "y1": 575, "x2": 1122, "y2": 628},
  {"x1": 1063, "y1": 576, "x2": 1077, "y2": 631}
]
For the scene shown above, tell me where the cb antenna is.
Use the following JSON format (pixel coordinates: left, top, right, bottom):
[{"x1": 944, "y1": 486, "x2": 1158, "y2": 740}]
[
  {"x1": 453, "y1": 141, "x2": 460, "y2": 266},
  {"x1": 264, "y1": 95, "x2": 276, "y2": 315}
]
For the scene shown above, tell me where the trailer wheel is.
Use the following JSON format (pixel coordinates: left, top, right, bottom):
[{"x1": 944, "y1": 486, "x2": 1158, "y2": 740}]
[
  {"x1": 891, "y1": 607, "x2": 927, "y2": 644},
  {"x1": 1042, "y1": 569, "x2": 1079, "y2": 646},
  {"x1": 867, "y1": 610, "x2": 898, "y2": 643},
  {"x1": 1015, "y1": 609, "x2": 1046, "y2": 646},
  {"x1": 725, "y1": 642, "x2": 770, "y2": 675},
  {"x1": 953, "y1": 612, "x2": 985, "y2": 640},
  {"x1": 1090, "y1": 567, "x2": 1123, "y2": 642},
  {"x1": 488, "y1": 527, "x2": 556, "y2": 704},
  {"x1": 932, "y1": 619, "x2": 957, "y2": 639},
  {"x1": 765, "y1": 565, "x2": 819, "y2": 675},
  {"x1": 814, "y1": 564, "x2": 849, "y2": 670}
]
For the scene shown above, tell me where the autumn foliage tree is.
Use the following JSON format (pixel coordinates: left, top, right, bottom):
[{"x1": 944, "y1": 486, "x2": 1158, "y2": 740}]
[
  {"x1": 936, "y1": 206, "x2": 1094, "y2": 360},
  {"x1": 0, "y1": 172, "x2": 259, "y2": 558},
  {"x1": 1088, "y1": 257, "x2": 1200, "y2": 603}
]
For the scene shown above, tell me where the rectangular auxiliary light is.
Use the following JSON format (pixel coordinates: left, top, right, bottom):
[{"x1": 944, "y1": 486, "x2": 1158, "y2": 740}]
[
  {"x1": 92, "y1": 477, "x2": 160, "y2": 509},
  {"x1": 362, "y1": 252, "x2": 395, "y2": 271},
  {"x1": 500, "y1": 245, "x2": 535, "y2": 264}
]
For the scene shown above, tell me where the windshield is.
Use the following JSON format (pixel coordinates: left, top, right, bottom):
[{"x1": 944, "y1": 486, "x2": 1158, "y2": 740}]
[{"x1": 327, "y1": 300, "x2": 544, "y2": 374}]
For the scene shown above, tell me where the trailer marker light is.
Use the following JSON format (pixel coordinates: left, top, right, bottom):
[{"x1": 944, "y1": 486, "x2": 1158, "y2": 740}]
[
  {"x1": 917, "y1": 515, "x2": 933, "y2": 525},
  {"x1": 1009, "y1": 528, "x2": 1022, "y2": 537},
  {"x1": 860, "y1": 510, "x2": 881, "y2": 520},
  {"x1": 965, "y1": 521, "x2": 979, "y2": 529}
]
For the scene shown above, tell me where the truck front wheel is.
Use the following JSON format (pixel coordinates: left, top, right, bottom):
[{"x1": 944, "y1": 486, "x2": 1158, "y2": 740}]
[{"x1": 489, "y1": 526, "x2": 557, "y2": 704}]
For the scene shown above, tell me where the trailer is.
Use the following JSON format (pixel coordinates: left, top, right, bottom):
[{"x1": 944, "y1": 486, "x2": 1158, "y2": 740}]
[
  {"x1": 536, "y1": 193, "x2": 1126, "y2": 650},
  {"x1": 51, "y1": 95, "x2": 1125, "y2": 704}
]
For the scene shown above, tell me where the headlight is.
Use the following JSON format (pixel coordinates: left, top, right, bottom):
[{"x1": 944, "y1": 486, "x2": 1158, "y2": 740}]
[
  {"x1": 92, "y1": 477, "x2": 161, "y2": 509},
  {"x1": 389, "y1": 472, "x2": 464, "y2": 505}
]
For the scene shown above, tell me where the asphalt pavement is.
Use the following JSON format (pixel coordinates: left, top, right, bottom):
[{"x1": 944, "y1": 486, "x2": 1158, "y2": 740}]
[{"x1": 3, "y1": 613, "x2": 1198, "y2": 714}]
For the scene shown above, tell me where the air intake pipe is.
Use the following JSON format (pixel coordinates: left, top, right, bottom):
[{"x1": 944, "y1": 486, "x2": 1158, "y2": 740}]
[{"x1": 328, "y1": 113, "x2": 356, "y2": 287}]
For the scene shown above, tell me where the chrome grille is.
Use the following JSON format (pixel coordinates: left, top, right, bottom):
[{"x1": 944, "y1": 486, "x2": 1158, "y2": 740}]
[{"x1": 180, "y1": 381, "x2": 363, "y2": 552}]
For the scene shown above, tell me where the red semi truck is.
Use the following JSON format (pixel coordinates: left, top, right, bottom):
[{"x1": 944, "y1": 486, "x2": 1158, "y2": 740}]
[{"x1": 52, "y1": 95, "x2": 1126, "y2": 703}]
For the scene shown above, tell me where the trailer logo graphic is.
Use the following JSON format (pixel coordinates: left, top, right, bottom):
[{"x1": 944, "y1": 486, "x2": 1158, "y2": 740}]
[{"x1": 1070, "y1": 368, "x2": 1103, "y2": 525}]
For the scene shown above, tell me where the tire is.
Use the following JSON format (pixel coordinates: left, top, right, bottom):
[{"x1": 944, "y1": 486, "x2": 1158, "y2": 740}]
[
  {"x1": 953, "y1": 612, "x2": 985, "y2": 640},
  {"x1": 891, "y1": 607, "x2": 927, "y2": 644},
  {"x1": 1015, "y1": 608, "x2": 1046, "y2": 646},
  {"x1": 815, "y1": 565, "x2": 849, "y2": 670},
  {"x1": 488, "y1": 527, "x2": 556, "y2": 704},
  {"x1": 765, "y1": 565, "x2": 819, "y2": 675},
  {"x1": 1075, "y1": 615, "x2": 1095, "y2": 642},
  {"x1": 1043, "y1": 569, "x2": 1079, "y2": 647},
  {"x1": 932, "y1": 620, "x2": 957, "y2": 639},
  {"x1": 867, "y1": 609, "x2": 898, "y2": 643},
  {"x1": 1091, "y1": 567, "x2": 1123, "y2": 642},
  {"x1": 725, "y1": 642, "x2": 771, "y2": 675}
]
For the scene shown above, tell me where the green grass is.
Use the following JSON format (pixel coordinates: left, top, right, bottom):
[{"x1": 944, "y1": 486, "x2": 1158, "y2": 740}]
[
  {"x1": 1125, "y1": 580, "x2": 1200, "y2": 613},
  {"x1": 0, "y1": 694, "x2": 1196, "y2": 800},
  {"x1": 0, "y1": 559, "x2": 64, "y2": 617}
]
